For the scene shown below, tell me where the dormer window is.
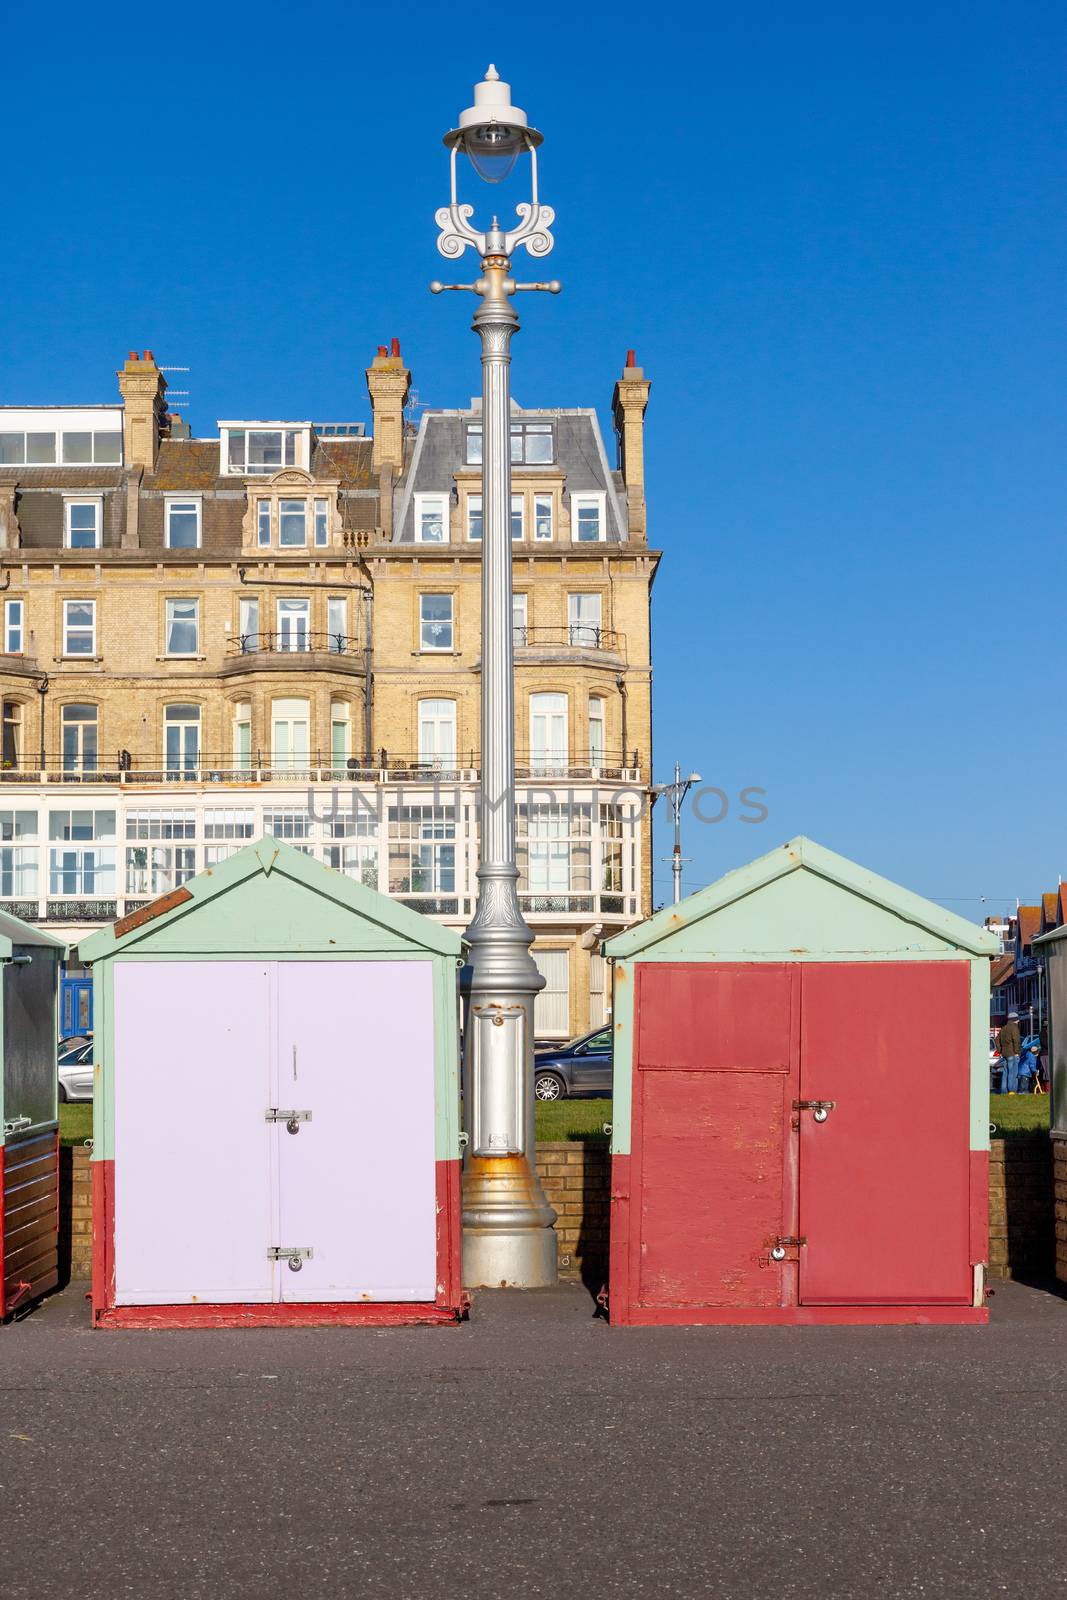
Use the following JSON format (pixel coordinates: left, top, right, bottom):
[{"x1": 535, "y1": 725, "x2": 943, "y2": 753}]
[
  {"x1": 221, "y1": 424, "x2": 311, "y2": 475},
  {"x1": 465, "y1": 421, "x2": 555, "y2": 466}
]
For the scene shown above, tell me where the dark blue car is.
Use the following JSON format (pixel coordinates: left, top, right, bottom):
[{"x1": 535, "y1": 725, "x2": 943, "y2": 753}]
[{"x1": 533, "y1": 1028, "x2": 612, "y2": 1101}]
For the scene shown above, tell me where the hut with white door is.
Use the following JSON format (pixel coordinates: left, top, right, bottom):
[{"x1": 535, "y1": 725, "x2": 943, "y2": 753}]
[{"x1": 80, "y1": 837, "x2": 464, "y2": 1327}]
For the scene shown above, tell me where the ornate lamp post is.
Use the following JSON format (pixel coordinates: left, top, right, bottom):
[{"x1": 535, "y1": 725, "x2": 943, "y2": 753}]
[{"x1": 431, "y1": 67, "x2": 559, "y2": 1286}]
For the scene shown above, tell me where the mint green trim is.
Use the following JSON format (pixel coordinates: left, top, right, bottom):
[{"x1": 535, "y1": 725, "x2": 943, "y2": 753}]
[
  {"x1": 970, "y1": 956, "x2": 990, "y2": 1151},
  {"x1": 609, "y1": 960, "x2": 634, "y2": 1156},
  {"x1": 80, "y1": 838, "x2": 462, "y2": 963},
  {"x1": 433, "y1": 956, "x2": 462, "y2": 1160},
  {"x1": 604, "y1": 837, "x2": 998, "y2": 961}
]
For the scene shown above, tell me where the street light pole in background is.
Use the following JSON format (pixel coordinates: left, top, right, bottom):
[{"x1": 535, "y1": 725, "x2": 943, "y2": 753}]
[
  {"x1": 432, "y1": 67, "x2": 560, "y2": 1287},
  {"x1": 653, "y1": 762, "x2": 702, "y2": 905}
]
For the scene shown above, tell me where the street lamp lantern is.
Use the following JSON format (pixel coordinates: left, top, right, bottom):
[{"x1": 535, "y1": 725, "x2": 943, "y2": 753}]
[
  {"x1": 444, "y1": 65, "x2": 542, "y2": 183},
  {"x1": 431, "y1": 67, "x2": 560, "y2": 1288},
  {"x1": 652, "y1": 764, "x2": 701, "y2": 905}
]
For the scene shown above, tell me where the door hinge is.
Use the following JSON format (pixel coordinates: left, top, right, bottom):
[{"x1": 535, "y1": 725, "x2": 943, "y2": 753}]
[{"x1": 268, "y1": 1246, "x2": 313, "y2": 1273}]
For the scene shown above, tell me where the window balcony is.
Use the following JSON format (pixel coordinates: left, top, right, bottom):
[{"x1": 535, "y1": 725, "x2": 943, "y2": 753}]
[
  {"x1": 511, "y1": 625, "x2": 626, "y2": 664},
  {"x1": 221, "y1": 632, "x2": 367, "y2": 677}
]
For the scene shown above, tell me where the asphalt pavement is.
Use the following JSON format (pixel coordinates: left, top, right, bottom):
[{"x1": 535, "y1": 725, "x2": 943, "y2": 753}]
[{"x1": 2, "y1": 1277, "x2": 1066, "y2": 1599}]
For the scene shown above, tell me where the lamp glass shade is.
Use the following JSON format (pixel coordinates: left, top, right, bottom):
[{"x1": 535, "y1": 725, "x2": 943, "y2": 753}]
[{"x1": 463, "y1": 122, "x2": 524, "y2": 183}]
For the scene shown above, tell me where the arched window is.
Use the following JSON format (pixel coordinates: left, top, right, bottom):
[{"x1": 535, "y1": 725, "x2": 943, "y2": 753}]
[
  {"x1": 331, "y1": 701, "x2": 351, "y2": 768},
  {"x1": 529, "y1": 693, "x2": 568, "y2": 775},
  {"x1": 164, "y1": 703, "x2": 200, "y2": 778},
  {"x1": 61, "y1": 704, "x2": 98, "y2": 775},
  {"x1": 233, "y1": 702, "x2": 252, "y2": 770},
  {"x1": 271, "y1": 698, "x2": 309, "y2": 771},
  {"x1": 588, "y1": 697, "x2": 605, "y2": 769},
  {"x1": 418, "y1": 699, "x2": 457, "y2": 769}
]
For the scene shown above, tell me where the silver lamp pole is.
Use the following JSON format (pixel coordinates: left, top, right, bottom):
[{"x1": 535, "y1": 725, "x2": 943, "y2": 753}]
[
  {"x1": 432, "y1": 66, "x2": 560, "y2": 1287},
  {"x1": 653, "y1": 763, "x2": 702, "y2": 904}
]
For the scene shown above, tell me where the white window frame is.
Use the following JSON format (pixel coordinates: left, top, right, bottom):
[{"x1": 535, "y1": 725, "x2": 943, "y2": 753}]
[
  {"x1": 588, "y1": 696, "x2": 606, "y2": 767},
  {"x1": 256, "y1": 500, "x2": 271, "y2": 547},
  {"x1": 4, "y1": 599, "x2": 23, "y2": 654},
  {"x1": 513, "y1": 591, "x2": 528, "y2": 647},
  {"x1": 568, "y1": 591, "x2": 603, "y2": 647},
  {"x1": 414, "y1": 492, "x2": 449, "y2": 544},
  {"x1": 61, "y1": 703, "x2": 99, "y2": 775},
  {"x1": 278, "y1": 499, "x2": 308, "y2": 548},
  {"x1": 164, "y1": 495, "x2": 202, "y2": 550},
  {"x1": 63, "y1": 496, "x2": 102, "y2": 551},
  {"x1": 238, "y1": 595, "x2": 259, "y2": 649},
  {"x1": 164, "y1": 597, "x2": 200, "y2": 657},
  {"x1": 571, "y1": 491, "x2": 607, "y2": 543},
  {"x1": 164, "y1": 703, "x2": 201, "y2": 776},
  {"x1": 271, "y1": 698, "x2": 310, "y2": 771},
  {"x1": 330, "y1": 700, "x2": 351, "y2": 768},
  {"x1": 534, "y1": 493, "x2": 553, "y2": 541},
  {"x1": 532, "y1": 948, "x2": 570, "y2": 1038},
  {"x1": 529, "y1": 692, "x2": 569, "y2": 774},
  {"x1": 418, "y1": 698, "x2": 457, "y2": 768},
  {"x1": 466, "y1": 493, "x2": 483, "y2": 542},
  {"x1": 314, "y1": 497, "x2": 330, "y2": 547},
  {"x1": 327, "y1": 596, "x2": 347, "y2": 653},
  {"x1": 233, "y1": 702, "x2": 252, "y2": 770},
  {"x1": 511, "y1": 493, "x2": 524, "y2": 542},
  {"x1": 221, "y1": 425, "x2": 309, "y2": 476},
  {"x1": 62, "y1": 599, "x2": 96, "y2": 658},
  {"x1": 419, "y1": 593, "x2": 454, "y2": 652},
  {"x1": 276, "y1": 597, "x2": 310, "y2": 652}
]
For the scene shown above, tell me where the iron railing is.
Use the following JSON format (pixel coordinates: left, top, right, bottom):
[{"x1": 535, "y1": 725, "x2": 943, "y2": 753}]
[
  {"x1": 0, "y1": 747, "x2": 644, "y2": 785},
  {"x1": 512, "y1": 625, "x2": 624, "y2": 653},
  {"x1": 227, "y1": 631, "x2": 363, "y2": 656}
]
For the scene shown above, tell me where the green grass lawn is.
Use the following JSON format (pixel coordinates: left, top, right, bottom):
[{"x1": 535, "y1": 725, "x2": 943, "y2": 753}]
[
  {"x1": 59, "y1": 1103, "x2": 93, "y2": 1146},
  {"x1": 535, "y1": 1098, "x2": 612, "y2": 1142},
  {"x1": 988, "y1": 1094, "x2": 1050, "y2": 1135}
]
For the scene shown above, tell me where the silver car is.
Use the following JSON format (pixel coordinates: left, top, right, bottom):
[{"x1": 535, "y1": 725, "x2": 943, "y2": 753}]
[{"x1": 58, "y1": 1038, "x2": 94, "y2": 1103}]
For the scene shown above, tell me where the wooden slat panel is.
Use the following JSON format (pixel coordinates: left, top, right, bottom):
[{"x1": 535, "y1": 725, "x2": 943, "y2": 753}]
[
  {"x1": 3, "y1": 1173, "x2": 58, "y2": 1210},
  {"x1": 4, "y1": 1191, "x2": 57, "y2": 1234},
  {"x1": 4, "y1": 1151, "x2": 58, "y2": 1195},
  {"x1": 4, "y1": 1259, "x2": 59, "y2": 1303},
  {"x1": 5, "y1": 1235, "x2": 60, "y2": 1277},
  {"x1": 5, "y1": 1208, "x2": 58, "y2": 1256}
]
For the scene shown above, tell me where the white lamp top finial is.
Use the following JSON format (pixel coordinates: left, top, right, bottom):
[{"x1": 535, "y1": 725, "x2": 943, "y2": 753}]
[{"x1": 486, "y1": 64, "x2": 499, "y2": 81}]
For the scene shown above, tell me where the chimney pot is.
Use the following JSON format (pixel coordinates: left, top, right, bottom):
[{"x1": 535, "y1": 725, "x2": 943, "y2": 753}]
[
  {"x1": 128, "y1": 350, "x2": 138, "y2": 361},
  {"x1": 377, "y1": 345, "x2": 388, "y2": 357},
  {"x1": 143, "y1": 350, "x2": 154, "y2": 361},
  {"x1": 390, "y1": 337, "x2": 401, "y2": 357},
  {"x1": 626, "y1": 349, "x2": 636, "y2": 367}
]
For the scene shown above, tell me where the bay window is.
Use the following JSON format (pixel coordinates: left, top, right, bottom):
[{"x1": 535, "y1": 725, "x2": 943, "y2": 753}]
[
  {"x1": 279, "y1": 499, "x2": 307, "y2": 547},
  {"x1": 0, "y1": 810, "x2": 37, "y2": 898},
  {"x1": 568, "y1": 592, "x2": 602, "y2": 647},
  {"x1": 517, "y1": 802, "x2": 592, "y2": 898},
  {"x1": 529, "y1": 692, "x2": 568, "y2": 774},
  {"x1": 276, "y1": 598, "x2": 310, "y2": 651},
  {"x1": 588, "y1": 697, "x2": 606, "y2": 767},
  {"x1": 388, "y1": 804, "x2": 456, "y2": 896},
  {"x1": 61, "y1": 705, "x2": 98, "y2": 775},
  {"x1": 48, "y1": 810, "x2": 116, "y2": 896},
  {"x1": 164, "y1": 704, "x2": 201, "y2": 777},
  {"x1": 233, "y1": 702, "x2": 252, "y2": 769},
  {"x1": 271, "y1": 698, "x2": 309, "y2": 770},
  {"x1": 417, "y1": 699, "x2": 457, "y2": 769},
  {"x1": 1, "y1": 701, "x2": 19, "y2": 769}
]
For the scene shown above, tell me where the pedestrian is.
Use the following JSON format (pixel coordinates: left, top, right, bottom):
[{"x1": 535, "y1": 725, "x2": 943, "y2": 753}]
[{"x1": 996, "y1": 1012, "x2": 1022, "y2": 1095}]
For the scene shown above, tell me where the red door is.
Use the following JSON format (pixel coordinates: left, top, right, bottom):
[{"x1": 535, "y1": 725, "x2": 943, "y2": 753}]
[
  {"x1": 633, "y1": 964, "x2": 798, "y2": 1310},
  {"x1": 797, "y1": 962, "x2": 972, "y2": 1305}
]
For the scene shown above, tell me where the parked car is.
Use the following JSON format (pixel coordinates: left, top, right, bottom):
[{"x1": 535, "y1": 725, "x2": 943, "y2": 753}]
[
  {"x1": 58, "y1": 1039, "x2": 94, "y2": 1103},
  {"x1": 533, "y1": 1028, "x2": 612, "y2": 1101}
]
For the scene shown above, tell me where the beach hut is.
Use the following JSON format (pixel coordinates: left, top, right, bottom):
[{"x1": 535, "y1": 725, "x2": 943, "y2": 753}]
[
  {"x1": 1, "y1": 910, "x2": 66, "y2": 1319},
  {"x1": 603, "y1": 837, "x2": 997, "y2": 1326},
  {"x1": 80, "y1": 837, "x2": 464, "y2": 1327},
  {"x1": 1031, "y1": 923, "x2": 1067, "y2": 1287}
]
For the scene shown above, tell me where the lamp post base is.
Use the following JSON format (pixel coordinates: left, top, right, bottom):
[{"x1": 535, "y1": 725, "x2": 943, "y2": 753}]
[{"x1": 461, "y1": 1154, "x2": 558, "y2": 1288}]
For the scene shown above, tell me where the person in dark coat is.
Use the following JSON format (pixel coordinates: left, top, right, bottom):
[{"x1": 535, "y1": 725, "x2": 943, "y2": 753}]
[{"x1": 996, "y1": 1012, "x2": 1022, "y2": 1094}]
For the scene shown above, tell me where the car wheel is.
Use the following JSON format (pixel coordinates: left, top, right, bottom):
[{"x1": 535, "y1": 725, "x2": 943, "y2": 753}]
[
  {"x1": 534, "y1": 1071, "x2": 565, "y2": 1102},
  {"x1": 57, "y1": 1082, "x2": 68, "y2": 1103}
]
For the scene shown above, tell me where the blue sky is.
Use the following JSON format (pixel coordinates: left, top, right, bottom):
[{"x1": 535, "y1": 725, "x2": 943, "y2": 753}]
[{"x1": 2, "y1": 1, "x2": 1063, "y2": 916}]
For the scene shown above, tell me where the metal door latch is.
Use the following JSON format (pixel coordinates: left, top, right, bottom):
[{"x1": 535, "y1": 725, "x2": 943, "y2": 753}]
[
  {"x1": 268, "y1": 1246, "x2": 313, "y2": 1272},
  {"x1": 3, "y1": 1115, "x2": 32, "y2": 1136},
  {"x1": 769, "y1": 1236, "x2": 807, "y2": 1261},
  {"x1": 265, "y1": 1108, "x2": 312, "y2": 1135},
  {"x1": 793, "y1": 1099, "x2": 836, "y2": 1123}
]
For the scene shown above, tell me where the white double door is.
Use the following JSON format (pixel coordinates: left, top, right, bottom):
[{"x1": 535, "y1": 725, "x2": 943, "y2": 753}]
[{"x1": 113, "y1": 959, "x2": 437, "y2": 1305}]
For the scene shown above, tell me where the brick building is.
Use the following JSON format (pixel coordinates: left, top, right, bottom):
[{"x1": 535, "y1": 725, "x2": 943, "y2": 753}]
[{"x1": 0, "y1": 345, "x2": 658, "y2": 1039}]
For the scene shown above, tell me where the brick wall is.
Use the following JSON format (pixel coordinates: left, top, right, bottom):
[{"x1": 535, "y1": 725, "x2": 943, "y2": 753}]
[
  {"x1": 988, "y1": 1136, "x2": 1054, "y2": 1280},
  {"x1": 55, "y1": 1136, "x2": 1057, "y2": 1291},
  {"x1": 1054, "y1": 1134, "x2": 1067, "y2": 1288},
  {"x1": 58, "y1": 1145, "x2": 93, "y2": 1282},
  {"x1": 536, "y1": 1142, "x2": 610, "y2": 1286}
]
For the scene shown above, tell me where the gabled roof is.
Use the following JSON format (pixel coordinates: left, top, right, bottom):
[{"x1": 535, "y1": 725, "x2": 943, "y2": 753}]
[
  {"x1": 604, "y1": 836, "x2": 999, "y2": 960},
  {"x1": 79, "y1": 837, "x2": 462, "y2": 961},
  {"x1": 1042, "y1": 892, "x2": 1060, "y2": 931},
  {"x1": 1016, "y1": 905, "x2": 1041, "y2": 950},
  {"x1": 0, "y1": 907, "x2": 66, "y2": 956}
]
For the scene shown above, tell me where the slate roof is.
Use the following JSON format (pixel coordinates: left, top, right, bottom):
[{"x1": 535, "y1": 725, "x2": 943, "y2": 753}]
[{"x1": 393, "y1": 406, "x2": 628, "y2": 544}]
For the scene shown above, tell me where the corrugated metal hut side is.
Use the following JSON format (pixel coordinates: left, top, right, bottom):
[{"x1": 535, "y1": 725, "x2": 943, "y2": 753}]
[
  {"x1": 604, "y1": 837, "x2": 997, "y2": 1328},
  {"x1": 81, "y1": 838, "x2": 464, "y2": 1329},
  {"x1": 1, "y1": 911, "x2": 67, "y2": 1319},
  {"x1": 1032, "y1": 925, "x2": 1067, "y2": 1287}
]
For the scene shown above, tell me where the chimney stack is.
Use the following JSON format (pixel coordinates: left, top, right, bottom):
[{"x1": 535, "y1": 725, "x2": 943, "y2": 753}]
[
  {"x1": 611, "y1": 351, "x2": 651, "y2": 543},
  {"x1": 117, "y1": 350, "x2": 168, "y2": 472},
  {"x1": 366, "y1": 340, "x2": 411, "y2": 473}
]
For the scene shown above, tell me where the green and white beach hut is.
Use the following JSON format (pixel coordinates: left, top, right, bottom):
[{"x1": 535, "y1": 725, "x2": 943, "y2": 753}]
[
  {"x1": 603, "y1": 836, "x2": 997, "y2": 1327},
  {"x1": 81, "y1": 837, "x2": 464, "y2": 1328}
]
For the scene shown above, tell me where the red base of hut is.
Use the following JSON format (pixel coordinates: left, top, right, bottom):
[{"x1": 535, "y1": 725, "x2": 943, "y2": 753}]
[{"x1": 91, "y1": 1156, "x2": 464, "y2": 1329}]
